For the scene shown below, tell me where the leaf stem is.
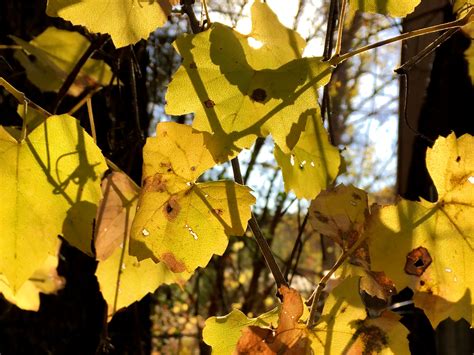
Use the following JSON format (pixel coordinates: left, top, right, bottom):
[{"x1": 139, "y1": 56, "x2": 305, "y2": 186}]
[
  {"x1": 332, "y1": 7, "x2": 474, "y2": 66},
  {"x1": 86, "y1": 98, "x2": 97, "y2": 144},
  {"x1": 231, "y1": 157, "x2": 288, "y2": 288}
]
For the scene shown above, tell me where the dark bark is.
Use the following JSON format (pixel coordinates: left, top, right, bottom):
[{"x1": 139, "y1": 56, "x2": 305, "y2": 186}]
[
  {"x1": 398, "y1": 1, "x2": 474, "y2": 354},
  {"x1": 0, "y1": 1, "x2": 152, "y2": 353}
]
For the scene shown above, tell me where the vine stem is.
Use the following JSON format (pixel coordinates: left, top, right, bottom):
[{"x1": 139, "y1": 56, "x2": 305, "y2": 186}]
[
  {"x1": 331, "y1": 7, "x2": 474, "y2": 66},
  {"x1": 231, "y1": 157, "x2": 288, "y2": 288},
  {"x1": 86, "y1": 98, "x2": 97, "y2": 144},
  {"x1": 52, "y1": 34, "x2": 109, "y2": 113},
  {"x1": 306, "y1": 235, "x2": 368, "y2": 329},
  {"x1": 334, "y1": 0, "x2": 348, "y2": 56}
]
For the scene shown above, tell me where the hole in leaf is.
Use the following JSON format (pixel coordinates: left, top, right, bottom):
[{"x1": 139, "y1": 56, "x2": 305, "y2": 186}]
[
  {"x1": 404, "y1": 246, "x2": 432, "y2": 276},
  {"x1": 251, "y1": 88, "x2": 267, "y2": 102}
]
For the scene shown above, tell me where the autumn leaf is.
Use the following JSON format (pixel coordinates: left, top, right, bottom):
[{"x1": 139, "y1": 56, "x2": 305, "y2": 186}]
[
  {"x1": 95, "y1": 171, "x2": 191, "y2": 319},
  {"x1": 46, "y1": 0, "x2": 175, "y2": 48},
  {"x1": 11, "y1": 27, "x2": 113, "y2": 95},
  {"x1": 203, "y1": 307, "x2": 280, "y2": 354},
  {"x1": 165, "y1": 0, "x2": 332, "y2": 163},
  {"x1": 367, "y1": 133, "x2": 474, "y2": 327},
  {"x1": 309, "y1": 184, "x2": 369, "y2": 250},
  {"x1": 0, "y1": 256, "x2": 65, "y2": 312},
  {"x1": 235, "y1": 287, "x2": 310, "y2": 354},
  {"x1": 349, "y1": 0, "x2": 421, "y2": 17},
  {"x1": 0, "y1": 114, "x2": 107, "y2": 292},
  {"x1": 95, "y1": 172, "x2": 140, "y2": 261},
  {"x1": 274, "y1": 107, "x2": 340, "y2": 199},
  {"x1": 130, "y1": 122, "x2": 255, "y2": 274},
  {"x1": 204, "y1": 278, "x2": 408, "y2": 354},
  {"x1": 309, "y1": 277, "x2": 409, "y2": 354}
]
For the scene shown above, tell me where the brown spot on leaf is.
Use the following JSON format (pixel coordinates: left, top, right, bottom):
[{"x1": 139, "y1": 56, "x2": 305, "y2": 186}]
[
  {"x1": 204, "y1": 99, "x2": 215, "y2": 108},
  {"x1": 160, "y1": 161, "x2": 173, "y2": 173},
  {"x1": 163, "y1": 196, "x2": 181, "y2": 221},
  {"x1": 190, "y1": 166, "x2": 196, "y2": 171},
  {"x1": 314, "y1": 211, "x2": 329, "y2": 224},
  {"x1": 352, "y1": 192, "x2": 362, "y2": 200},
  {"x1": 189, "y1": 61, "x2": 197, "y2": 69},
  {"x1": 456, "y1": 156, "x2": 461, "y2": 162},
  {"x1": 404, "y1": 246, "x2": 432, "y2": 276},
  {"x1": 143, "y1": 173, "x2": 167, "y2": 192},
  {"x1": 213, "y1": 208, "x2": 224, "y2": 216},
  {"x1": 236, "y1": 286, "x2": 309, "y2": 354},
  {"x1": 353, "y1": 320, "x2": 389, "y2": 354},
  {"x1": 160, "y1": 252, "x2": 186, "y2": 273},
  {"x1": 251, "y1": 88, "x2": 267, "y2": 102}
]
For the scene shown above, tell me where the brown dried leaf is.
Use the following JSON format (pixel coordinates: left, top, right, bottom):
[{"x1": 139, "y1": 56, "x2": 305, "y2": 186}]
[{"x1": 95, "y1": 172, "x2": 139, "y2": 261}]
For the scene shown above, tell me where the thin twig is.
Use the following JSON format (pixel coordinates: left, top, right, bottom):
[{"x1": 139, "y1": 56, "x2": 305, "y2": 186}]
[
  {"x1": 334, "y1": 0, "x2": 348, "y2": 56},
  {"x1": 243, "y1": 137, "x2": 264, "y2": 184},
  {"x1": 128, "y1": 50, "x2": 144, "y2": 142},
  {"x1": 332, "y1": 7, "x2": 474, "y2": 66},
  {"x1": 283, "y1": 211, "x2": 309, "y2": 280},
  {"x1": 52, "y1": 34, "x2": 109, "y2": 113},
  {"x1": 323, "y1": 0, "x2": 339, "y2": 60},
  {"x1": 231, "y1": 157, "x2": 288, "y2": 288},
  {"x1": 306, "y1": 235, "x2": 368, "y2": 328},
  {"x1": 182, "y1": 0, "x2": 202, "y2": 34}
]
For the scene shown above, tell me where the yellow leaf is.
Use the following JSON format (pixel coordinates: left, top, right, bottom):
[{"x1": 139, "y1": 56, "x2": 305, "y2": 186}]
[
  {"x1": 203, "y1": 308, "x2": 280, "y2": 354},
  {"x1": 0, "y1": 256, "x2": 65, "y2": 311},
  {"x1": 203, "y1": 278, "x2": 408, "y2": 354},
  {"x1": 95, "y1": 172, "x2": 190, "y2": 320},
  {"x1": 11, "y1": 27, "x2": 113, "y2": 95},
  {"x1": 165, "y1": 1, "x2": 332, "y2": 162},
  {"x1": 309, "y1": 184, "x2": 368, "y2": 249},
  {"x1": 130, "y1": 122, "x2": 255, "y2": 273},
  {"x1": 309, "y1": 277, "x2": 409, "y2": 355},
  {"x1": 367, "y1": 133, "x2": 474, "y2": 327},
  {"x1": 349, "y1": 0, "x2": 421, "y2": 17},
  {"x1": 274, "y1": 107, "x2": 340, "y2": 199},
  {"x1": 46, "y1": 0, "x2": 173, "y2": 48},
  {"x1": 0, "y1": 114, "x2": 107, "y2": 292}
]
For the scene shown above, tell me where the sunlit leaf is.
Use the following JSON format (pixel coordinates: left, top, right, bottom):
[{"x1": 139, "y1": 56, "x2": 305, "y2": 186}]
[
  {"x1": 130, "y1": 122, "x2": 255, "y2": 273},
  {"x1": 274, "y1": 107, "x2": 340, "y2": 199},
  {"x1": 309, "y1": 277, "x2": 408, "y2": 354},
  {"x1": 349, "y1": 0, "x2": 421, "y2": 17},
  {"x1": 11, "y1": 27, "x2": 113, "y2": 95},
  {"x1": 165, "y1": 0, "x2": 332, "y2": 162},
  {"x1": 0, "y1": 256, "x2": 65, "y2": 311},
  {"x1": 206, "y1": 278, "x2": 408, "y2": 354},
  {"x1": 235, "y1": 287, "x2": 309, "y2": 354},
  {"x1": 95, "y1": 171, "x2": 191, "y2": 319},
  {"x1": 203, "y1": 307, "x2": 280, "y2": 354},
  {"x1": 46, "y1": 0, "x2": 175, "y2": 48},
  {"x1": 367, "y1": 133, "x2": 474, "y2": 327},
  {"x1": 0, "y1": 114, "x2": 107, "y2": 292}
]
